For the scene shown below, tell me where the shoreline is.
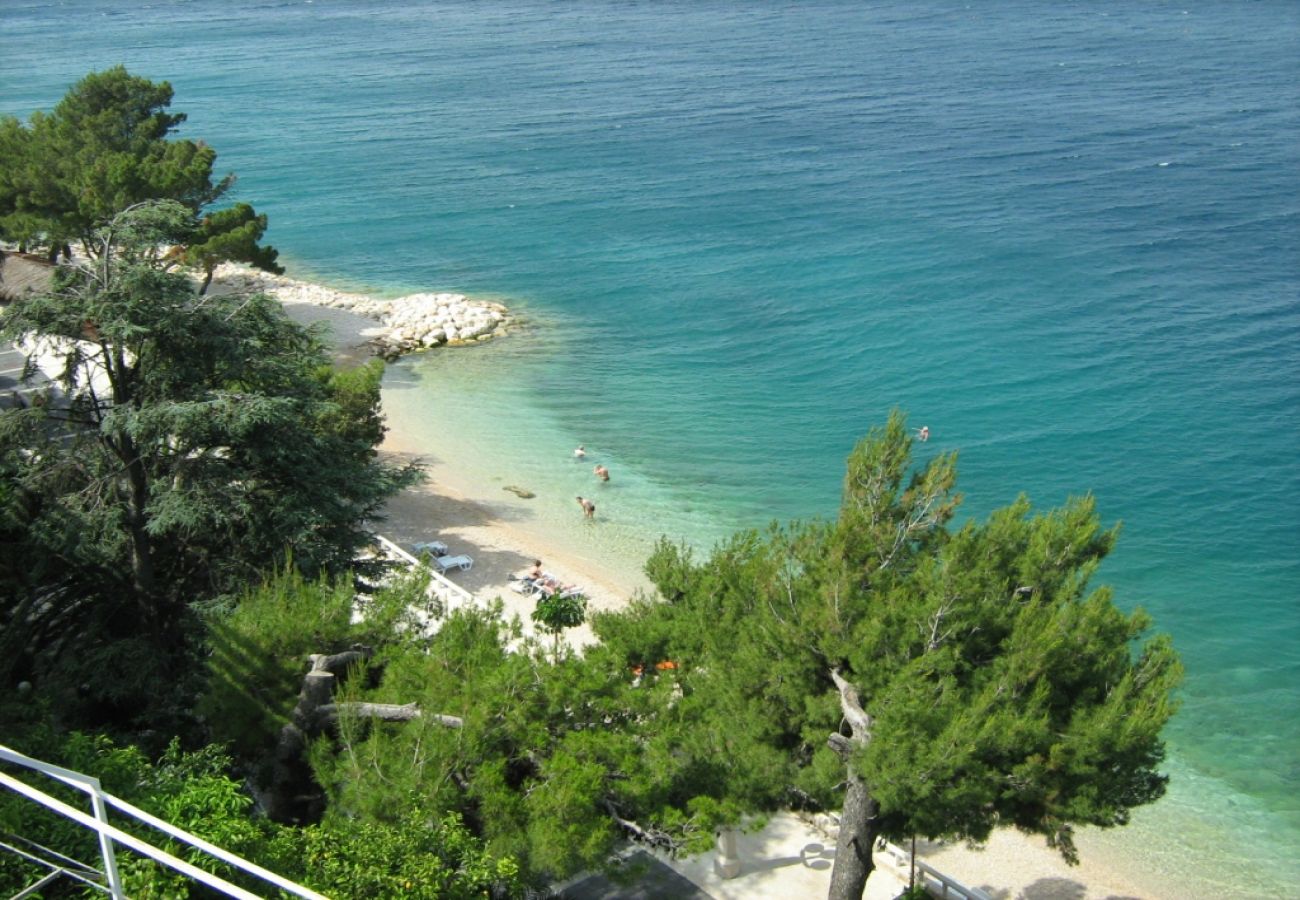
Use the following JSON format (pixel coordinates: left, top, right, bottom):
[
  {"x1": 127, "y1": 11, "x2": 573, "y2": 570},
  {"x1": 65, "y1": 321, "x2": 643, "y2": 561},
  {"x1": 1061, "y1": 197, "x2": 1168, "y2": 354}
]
[
  {"x1": 275, "y1": 275, "x2": 1168, "y2": 900},
  {"x1": 258, "y1": 271, "x2": 651, "y2": 643},
  {"x1": 211, "y1": 262, "x2": 512, "y2": 359}
]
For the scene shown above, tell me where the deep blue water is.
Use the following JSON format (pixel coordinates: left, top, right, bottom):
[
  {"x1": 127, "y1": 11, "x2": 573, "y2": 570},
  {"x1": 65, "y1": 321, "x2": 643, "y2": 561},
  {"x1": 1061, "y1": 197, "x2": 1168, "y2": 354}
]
[{"x1": 4, "y1": 2, "x2": 1298, "y2": 895}]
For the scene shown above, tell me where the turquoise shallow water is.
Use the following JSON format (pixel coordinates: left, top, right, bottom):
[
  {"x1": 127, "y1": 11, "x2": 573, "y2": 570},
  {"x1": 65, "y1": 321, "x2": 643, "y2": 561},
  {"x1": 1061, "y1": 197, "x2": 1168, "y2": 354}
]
[{"x1": 4, "y1": 1, "x2": 1299, "y2": 895}]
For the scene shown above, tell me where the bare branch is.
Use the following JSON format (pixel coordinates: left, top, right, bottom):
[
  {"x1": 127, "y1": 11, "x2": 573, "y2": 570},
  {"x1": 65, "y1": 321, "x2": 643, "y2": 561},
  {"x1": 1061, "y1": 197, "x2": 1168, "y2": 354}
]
[
  {"x1": 603, "y1": 800, "x2": 686, "y2": 853},
  {"x1": 829, "y1": 668, "x2": 872, "y2": 743},
  {"x1": 877, "y1": 485, "x2": 948, "y2": 573},
  {"x1": 312, "y1": 702, "x2": 464, "y2": 732},
  {"x1": 924, "y1": 596, "x2": 958, "y2": 651}
]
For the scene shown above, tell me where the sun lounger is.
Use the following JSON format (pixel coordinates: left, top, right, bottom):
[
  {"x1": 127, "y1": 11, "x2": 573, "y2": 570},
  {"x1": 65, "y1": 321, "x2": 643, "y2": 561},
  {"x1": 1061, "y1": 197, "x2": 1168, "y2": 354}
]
[
  {"x1": 508, "y1": 571, "x2": 585, "y2": 600},
  {"x1": 431, "y1": 554, "x2": 473, "y2": 573},
  {"x1": 509, "y1": 577, "x2": 552, "y2": 599},
  {"x1": 412, "y1": 540, "x2": 449, "y2": 557}
]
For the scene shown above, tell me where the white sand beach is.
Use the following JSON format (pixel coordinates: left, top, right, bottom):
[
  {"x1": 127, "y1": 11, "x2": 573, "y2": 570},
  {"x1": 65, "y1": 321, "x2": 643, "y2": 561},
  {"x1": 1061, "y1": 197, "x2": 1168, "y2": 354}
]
[{"x1": 281, "y1": 287, "x2": 1170, "y2": 900}]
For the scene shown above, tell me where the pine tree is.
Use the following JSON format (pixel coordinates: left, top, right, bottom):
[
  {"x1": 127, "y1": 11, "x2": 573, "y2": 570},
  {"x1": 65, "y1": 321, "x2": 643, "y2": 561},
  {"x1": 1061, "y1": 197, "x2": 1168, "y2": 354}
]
[
  {"x1": 592, "y1": 411, "x2": 1182, "y2": 900},
  {"x1": 0, "y1": 66, "x2": 281, "y2": 278}
]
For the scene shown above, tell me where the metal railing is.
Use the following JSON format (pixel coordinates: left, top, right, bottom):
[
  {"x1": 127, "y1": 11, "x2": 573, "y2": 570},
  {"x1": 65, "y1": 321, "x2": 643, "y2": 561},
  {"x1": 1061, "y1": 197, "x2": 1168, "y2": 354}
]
[
  {"x1": 0, "y1": 744, "x2": 326, "y2": 900},
  {"x1": 883, "y1": 841, "x2": 993, "y2": 900}
]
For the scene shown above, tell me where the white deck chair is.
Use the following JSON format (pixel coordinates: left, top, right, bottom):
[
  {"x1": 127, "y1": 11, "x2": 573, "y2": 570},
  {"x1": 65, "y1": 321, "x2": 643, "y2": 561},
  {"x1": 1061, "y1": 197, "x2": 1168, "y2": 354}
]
[{"x1": 432, "y1": 554, "x2": 473, "y2": 573}]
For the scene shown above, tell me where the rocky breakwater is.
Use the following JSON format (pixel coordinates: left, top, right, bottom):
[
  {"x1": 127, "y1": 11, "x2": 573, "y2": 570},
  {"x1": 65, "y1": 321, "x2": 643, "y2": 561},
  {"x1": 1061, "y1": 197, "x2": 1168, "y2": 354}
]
[{"x1": 211, "y1": 263, "x2": 511, "y2": 359}]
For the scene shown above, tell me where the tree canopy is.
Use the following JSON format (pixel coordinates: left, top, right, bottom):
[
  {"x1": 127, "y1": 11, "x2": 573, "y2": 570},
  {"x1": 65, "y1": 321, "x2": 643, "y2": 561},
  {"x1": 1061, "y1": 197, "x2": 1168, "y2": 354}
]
[
  {"x1": 0, "y1": 201, "x2": 418, "y2": 730},
  {"x1": 248, "y1": 413, "x2": 1179, "y2": 899},
  {"x1": 9, "y1": 410, "x2": 1176, "y2": 896},
  {"x1": 0, "y1": 66, "x2": 281, "y2": 279},
  {"x1": 586, "y1": 411, "x2": 1182, "y2": 899}
]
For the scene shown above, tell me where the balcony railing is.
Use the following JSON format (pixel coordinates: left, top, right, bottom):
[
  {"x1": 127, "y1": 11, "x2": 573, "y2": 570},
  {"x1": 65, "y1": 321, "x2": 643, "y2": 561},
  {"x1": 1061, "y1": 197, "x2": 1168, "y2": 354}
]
[{"x1": 0, "y1": 744, "x2": 325, "y2": 900}]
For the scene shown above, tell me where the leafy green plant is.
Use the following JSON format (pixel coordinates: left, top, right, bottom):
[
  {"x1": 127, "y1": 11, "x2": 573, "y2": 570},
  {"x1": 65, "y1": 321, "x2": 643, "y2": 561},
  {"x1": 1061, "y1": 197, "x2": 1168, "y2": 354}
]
[{"x1": 532, "y1": 591, "x2": 587, "y2": 658}]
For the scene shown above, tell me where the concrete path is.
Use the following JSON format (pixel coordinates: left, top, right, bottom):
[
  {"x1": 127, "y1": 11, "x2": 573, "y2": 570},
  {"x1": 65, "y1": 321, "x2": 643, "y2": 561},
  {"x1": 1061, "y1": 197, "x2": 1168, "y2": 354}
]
[
  {"x1": 562, "y1": 851, "x2": 717, "y2": 900},
  {"x1": 655, "y1": 814, "x2": 909, "y2": 900},
  {"x1": 558, "y1": 814, "x2": 911, "y2": 900}
]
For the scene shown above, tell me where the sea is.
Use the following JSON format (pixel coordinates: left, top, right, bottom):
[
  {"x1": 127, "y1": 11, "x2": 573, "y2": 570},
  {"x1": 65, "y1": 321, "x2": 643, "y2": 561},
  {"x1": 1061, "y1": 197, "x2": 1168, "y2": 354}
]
[{"x1": 3, "y1": 1, "x2": 1297, "y2": 896}]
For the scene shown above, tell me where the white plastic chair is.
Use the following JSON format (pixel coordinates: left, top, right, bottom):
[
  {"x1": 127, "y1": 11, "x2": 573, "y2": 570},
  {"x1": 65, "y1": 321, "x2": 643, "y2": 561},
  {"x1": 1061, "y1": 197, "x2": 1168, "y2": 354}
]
[{"x1": 432, "y1": 554, "x2": 473, "y2": 573}]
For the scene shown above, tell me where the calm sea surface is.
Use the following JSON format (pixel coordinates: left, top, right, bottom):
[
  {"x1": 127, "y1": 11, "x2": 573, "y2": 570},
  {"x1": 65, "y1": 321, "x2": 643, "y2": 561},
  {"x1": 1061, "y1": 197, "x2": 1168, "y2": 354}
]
[{"x1": 4, "y1": 2, "x2": 1298, "y2": 895}]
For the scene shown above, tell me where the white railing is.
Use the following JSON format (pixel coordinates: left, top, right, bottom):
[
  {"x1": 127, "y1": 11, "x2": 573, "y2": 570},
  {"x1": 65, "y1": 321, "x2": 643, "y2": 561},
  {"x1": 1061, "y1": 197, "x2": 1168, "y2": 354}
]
[
  {"x1": 372, "y1": 533, "x2": 476, "y2": 610},
  {"x1": 0, "y1": 744, "x2": 326, "y2": 900},
  {"x1": 883, "y1": 841, "x2": 993, "y2": 900}
]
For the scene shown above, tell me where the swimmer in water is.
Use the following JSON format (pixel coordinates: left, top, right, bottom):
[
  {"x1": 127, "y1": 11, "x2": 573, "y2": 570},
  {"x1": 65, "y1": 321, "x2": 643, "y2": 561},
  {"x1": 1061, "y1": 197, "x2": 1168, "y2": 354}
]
[
  {"x1": 915, "y1": 426, "x2": 930, "y2": 442},
  {"x1": 574, "y1": 445, "x2": 586, "y2": 460},
  {"x1": 594, "y1": 464, "x2": 610, "y2": 482}
]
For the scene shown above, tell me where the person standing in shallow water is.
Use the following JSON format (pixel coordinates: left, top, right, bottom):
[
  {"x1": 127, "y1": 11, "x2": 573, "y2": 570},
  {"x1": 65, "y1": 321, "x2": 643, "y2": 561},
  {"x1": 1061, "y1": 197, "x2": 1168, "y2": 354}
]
[
  {"x1": 576, "y1": 496, "x2": 595, "y2": 518},
  {"x1": 594, "y1": 464, "x2": 609, "y2": 482}
]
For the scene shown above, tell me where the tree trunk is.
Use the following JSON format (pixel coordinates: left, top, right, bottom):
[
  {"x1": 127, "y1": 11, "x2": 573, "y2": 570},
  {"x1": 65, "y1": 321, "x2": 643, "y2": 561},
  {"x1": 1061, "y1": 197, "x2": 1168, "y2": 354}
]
[
  {"x1": 124, "y1": 447, "x2": 157, "y2": 601},
  {"x1": 310, "y1": 701, "x2": 429, "y2": 732},
  {"x1": 100, "y1": 348, "x2": 157, "y2": 610},
  {"x1": 827, "y1": 768, "x2": 881, "y2": 900},
  {"x1": 827, "y1": 667, "x2": 881, "y2": 900},
  {"x1": 266, "y1": 648, "x2": 450, "y2": 824}
]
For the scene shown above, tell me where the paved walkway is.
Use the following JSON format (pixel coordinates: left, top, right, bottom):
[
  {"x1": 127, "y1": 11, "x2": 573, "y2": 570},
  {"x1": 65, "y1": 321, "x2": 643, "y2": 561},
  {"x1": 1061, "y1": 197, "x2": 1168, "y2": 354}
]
[
  {"x1": 0, "y1": 340, "x2": 52, "y2": 410},
  {"x1": 655, "y1": 814, "x2": 909, "y2": 900},
  {"x1": 563, "y1": 851, "x2": 717, "y2": 900},
  {"x1": 558, "y1": 814, "x2": 911, "y2": 900}
]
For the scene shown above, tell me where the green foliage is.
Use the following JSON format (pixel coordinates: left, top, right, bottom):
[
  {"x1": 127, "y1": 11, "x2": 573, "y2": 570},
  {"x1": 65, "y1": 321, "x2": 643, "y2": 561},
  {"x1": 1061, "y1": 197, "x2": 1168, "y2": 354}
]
[
  {"x1": 893, "y1": 886, "x2": 931, "y2": 900},
  {"x1": 0, "y1": 66, "x2": 277, "y2": 275},
  {"x1": 2, "y1": 203, "x2": 420, "y2": 597},
  {"x1": 0, "y1": 734, "x2": 272, "y2": 898},
  {"x1": 184, "y1": 203, "x2": 284, "y2": 293},
  {"x1": 0, "y1": 116, "x2": 42, "y2": 246},
  {"x1": 0, "y1": 732, "x2": 519, "y2": 899},
  {"x1": 316, "y1": 357, "x2": 390, "y2": 452},
  {"x1": 275, "y1": 807, "x2": 522, "y2": 899},
  {"x1": 590, "y1": 410, "x2": 1182, "y2": 893},
  {"x1": 0, "y1": 203, "x2": 419, "y2": 737},
  {"x1": 181, "y1": 414, "x2": 1175, "y2": 897},
  {"x1": 532, "y1": 590, "x2": 588, "y2": 658},
  {"x1": 199, "y1": 566, "x2": 360, "y2": 760},
  {"x1": 290, "y1": 590, "x2": 744, "y2": 885},
  {"x1": 200, "y1": 564, "x2": 430, "y2": 762}
]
